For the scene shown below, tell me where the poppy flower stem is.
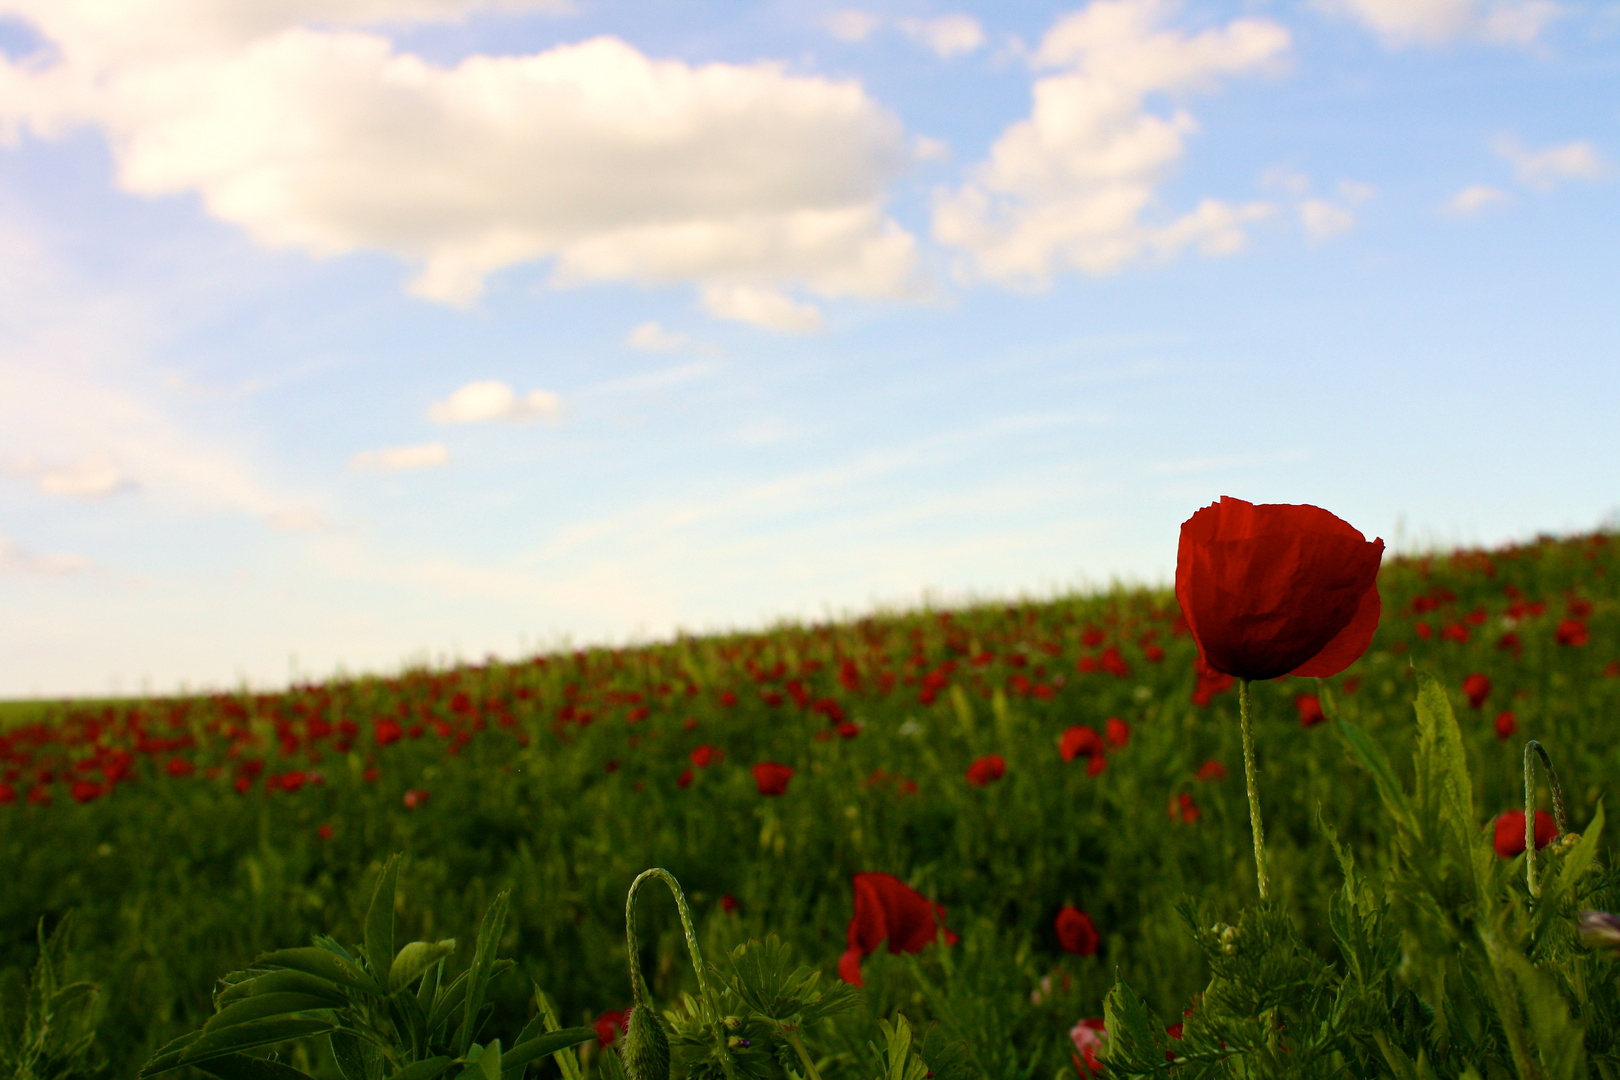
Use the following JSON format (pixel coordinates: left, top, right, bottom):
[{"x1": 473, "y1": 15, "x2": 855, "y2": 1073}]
[
  {"x1": 1237, "y1": 679, "x2": 1268, "y2": 900},
  {"x1": 1522, "y1": 741, "x2": 1569, "y2": 900},
  {"x1": 625, "y1": 868, "x2": 712, "y2": 1007}
]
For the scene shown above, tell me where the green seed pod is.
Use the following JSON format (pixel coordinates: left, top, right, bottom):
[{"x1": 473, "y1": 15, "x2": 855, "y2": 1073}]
[{"x1": 622, "y1": 1003, "x2": 671, "y2": 1080}]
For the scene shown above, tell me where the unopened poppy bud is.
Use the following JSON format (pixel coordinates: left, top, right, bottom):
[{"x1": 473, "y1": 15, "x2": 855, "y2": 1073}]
[{"x1": 622, "y1": 1004, "x2": 670, "y2": 1080}]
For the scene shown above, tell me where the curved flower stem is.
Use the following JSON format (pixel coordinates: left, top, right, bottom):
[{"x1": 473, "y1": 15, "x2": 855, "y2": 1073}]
[
  {"x1": 1238, "y1": 679, "x2": 1268, "y2": 900},
  {"x1": 625, "y1": 868, "x2": 711, "y2": 1006},
  {"x1": 782, "y1": 1028, "x2": 823, "y2": 1080},
  {"x1": 1522, "y1": 740, "x2": 1569, "y2": 900}
]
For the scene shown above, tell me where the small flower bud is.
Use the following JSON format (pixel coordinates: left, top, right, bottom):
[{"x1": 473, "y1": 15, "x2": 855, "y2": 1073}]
[{"x1": 623, "y1": 1004, "x2": 670, "y2": 1080}]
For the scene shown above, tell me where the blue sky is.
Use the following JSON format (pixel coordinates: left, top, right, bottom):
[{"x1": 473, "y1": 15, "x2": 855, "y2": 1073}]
[{"x1": 0, "y1": 0, "x2": 1615, "y2": 698}]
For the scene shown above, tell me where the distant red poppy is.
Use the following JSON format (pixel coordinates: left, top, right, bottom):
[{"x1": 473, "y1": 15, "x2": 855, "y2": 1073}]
[
  {"x1": 70, "y1": 780, "x2": 102, "y2": 804},
  {"x1": 690, "y1": 745, "x2": 719, "y2": 768},
  {"x1": 1295, "y1": 694, "x2": 1325, "y2": 727},
  {"x1": 1086, "y1": 754, "x2": 1107, "y2": 777},
  {"x1": 1196, "y1": 759, "x2": 1227, "y2": 782},
  {"x1": 166, "y1": 757, "x2": 194, "y2": 778},
  {"x1": 1191, "y1": 653, "x2": 1235, "y2": 707},
  {"x1": 1071, "y1": 1018, "x2": 1107, "y2": 1077},
  {"x1": 317, "y1": 823, "x2": 334, "y2": 840},
  {"x1": 1105, "y1": 717, "x2": 1130, "y2": 749},
  {"x1": 965, "y1": 755, "x2": 1006, "y2": 786},
  {"x1": 1059, "y1": 725, "x2": 1102, "y2": 762},
  {"x1": 1493, "y1": 809, "x2": 1557, "y2": 858},
  {"x1": 1176, "y1": 498, "x2": 1384, "y2": 681},
  {"x1": 720, "y1": 894, "x2": 740, "y2": 915},
  {"x1": 754, "y1": 762, "x2": 794, "y2": 796},
  {"x1": 0, "y1": 783, "x2": 14, "y2": 805},
  {"x1": 402, "y1": 789, "x2": 430, "y2": 809},
  {"x1": 1494, "y1": 711, "x2": 1517, "y2": 741},
  {"x1": 233, "y1": 775, "x2": 253, "y2": 795},
  {"x1": 1556, "y1": 619, "x2": 1589, "y2": 647},
  {"x1": 718, "y1": 689, "x2": 739, "y2": 707},
  {"x1": 1568, "y1": 597, "x2": 1594, "y2": 619},
  {"x1": 1099, "y1": 646, "x2": 1130, "y2": 680},
  {"x1": 1462, "y1": 673, "x2": 1491, "y2": 709},
  {"x1": 27, "y1": 786, "x2": 51, "y2": 806},
  {"x1": 594, "y1": 1010, "x2": 627, "y2": 1046},
  {"x1": 1055, "y1": 906, "x2": 1099, "y2": 956},
  {"x1": 838, "y1": 872, "x2": 957, "y2": 986},
  {"x1": 836, "y1": 721, "x2": 860, "y2": 739},
  {"x1": 1168, "y1": 792, "x2": 1201, "y2": 823},
  {"x1": 374, "y1": 719, "x2": 403, "y2": 747}
]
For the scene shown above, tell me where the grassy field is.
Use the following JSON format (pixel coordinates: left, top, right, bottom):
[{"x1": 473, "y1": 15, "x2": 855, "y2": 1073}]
[{"x1": 2, "y1": 529, "x2": 1617, "y2": 1080}]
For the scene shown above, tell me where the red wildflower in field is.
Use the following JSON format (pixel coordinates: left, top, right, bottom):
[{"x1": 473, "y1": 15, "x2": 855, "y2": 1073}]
[
  {"x1": 1105, "y1": 717, "x2": 1130, "y2": 748},
  {"x1": 0, "y1": 783, "x2": 14, "y2": 805},
  {"x1": 838, "y1": 872, "x2": 958, "y2": 986},
  {"x1": 1415, "y1": 622, "x2": 1432, "y2": 640},
  {"x1": 1497, "y1": 631, "x2": 1523, "y2": 657},
  {"x1": 1145, "y1": 644, "x2": 1166, "y2": 663},
  {"x1": 836, "y1": 721, "x2": 860, "y2": 739},
  {"x1": 1059, "y1": 725, "x2": 1102, "y2": 762},
  {"x1": 1295, "y1": 694, "x2": 1325, "y2": 727},
  {"x1": 1568, "y1": 597, "x2": 1594, "y2": 619},
  {"x1": 28, "y1": 786, "x2": 51, "y2": 806},
  {"x1": 965, "y1": 755, "x2": 1006, "y2": 786},
  {"x1": 1196, "y1": 759, "x2": 1227, "y2": 782},
  {"x1": 1494, "y1": 809, "x2": 1557, "y2": 858},
  {"x1": 166, "y1": 757, "x2": 194, "y2": 778},
  {"x1": 1495, "y1": 711, "x2": 1517, "y2": 740},
  {"x1": 1168, "y1": 792, "x2": 1201, "y2": 823},
  {"x1": 375, "y1": 720, "x2": 403, "y2": 747},
  {"x1": 720, "y1": 894, "x2": 740, "y2": 915},
  {"x1": 1462, "y1": 673, "x2": 1491, "y2": 709},
  {"x1": 402, "y1": 789, "x2": 429, "y2": 809},
  {"x1": 1556, "y1": 619, "x2": 1589, "y2": 647},
  {"x1": 682, "y1": 717, "x2": 699, "y2": 731},
  {"x1": 754, "y1": 762, "x2": 794, "y2": 796},
  {"x1": 690, "y1": 745, "x2": 719, "y2": 768},
  {"x1": 1176, "y1": 497, "x2": 1384, "y2": 681},
  {"x1": 1071, "y1": 1018, "x2": 1107, "y2": 1077},
  {"x1": 317, "y1": 823, "x2": 334, "y2": 840},
  {"x1": 718, "y1": 689, "x2": 739, "y2": 707},
  {"x1": 1055, "y1": 905, "x2": 1099, "y2": 956},
  {"x1": 1606, "y1": 661, "x2": 1620, "y2": 678},
  {"x1": 1191, "y1": 653, "x2": 1235, "y2": 707},
  {"x1": 233, "y1": 775, "x2": 252, "y2": 795},
  {"x1": 594, "y1": 1010, "x2": 626, "y2": 1046},
  {"x1": 676, "y1": 768, "x2": 693, "y2": 789},
  {"x1": 1099, "y1": 646, "x2": 1130, "y2": 679},
  {"x1": 70, "y1": 780, "x2": 102, "y2": 804},
  {"x1": 1086, "y1": 754, "x2": 1106, "y2": 777}
]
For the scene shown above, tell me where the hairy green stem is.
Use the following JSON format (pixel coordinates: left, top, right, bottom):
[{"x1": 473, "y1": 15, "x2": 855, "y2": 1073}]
[
  {"x1": 783, "y1": 1028, "x2": 822, "y2": 1080},
  {"x1": 1522, "y1": 740, "x2": 1569, "y2": 900},
  {"x1": 625, "y1": 868, "x2": 710, "y2": 1006},
  {"x1": 1238, "y1": 679, "x2": 1268, "y2": 900}
]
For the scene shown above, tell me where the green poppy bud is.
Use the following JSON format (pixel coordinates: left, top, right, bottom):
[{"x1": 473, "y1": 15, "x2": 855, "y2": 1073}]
[{"x1": 622, "y1": 1004, "x2": 670, "y2": 1080}]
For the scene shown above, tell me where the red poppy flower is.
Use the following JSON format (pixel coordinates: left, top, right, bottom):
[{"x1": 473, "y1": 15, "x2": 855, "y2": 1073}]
[
  {"x1": 1168, "y1": 792, "x2": 1201, "y2": 823},
  {"x1": 1295, "y1": 694, "x2": 1325, "y2": 727},
  {"x1": 1462, "y1": 673, "x2": 1491, "y2": 709},
  {"x1": 1086, "y1": 754, "x2": 1107, "y2": 777},
  {"x1": 1556, "y1": 619, "x2": 1589, "y2": 647},
  {"x1": 676, "y1": 768, "x2": 693, "y2": 789},
  {"x1": 594, "y1": 1010, "x2": 627, "y2": 1046},
  {"x1": 0, "y1": 783, "x2": 14, "y2": 805},
  {"x1": 1191, "y1": 653, "x2": 1235, "y2": 707},
  {"x1": 838, "y1": 872, "x2": 958, "y2": 985},
  {"x1": 317, "y1": 823, "x2": 334, "y2": 840},
  {"x1": 375, "y1": 720, "x2": 403, "y2": 747},
  {"x1": 690, "y1": 744, "x2": 719, "y2": 768},
  {"x1": 1494, "y1": 710, "x2": 1517, "y2": 741},
  {"x1": 965, "y1": 755, "x2": 1006, "y2": 786},
  {"x1": 1071, "y1": 1018, "x2": 1107, "y2": 1077},
  {"x1": 836, "y1": 721, "x2": 860, "y2": 739},
  {"x1": 70, "y1": 780, "x2": 103, "y2": 804},
  {"x1": 1060, "y1": 725, "x2": 1102, "y2": 761},
  {"x1": 1055, "y1": 905, "x2": 1099, "y2": 956},
  {"x1": 402, "y1": 788, "x2": 430, "y2": 809},
  {"x1": 1176, "y1": 497, "x2": 1384, "y2": 681},
  {"x1": 166, "y1": 757, "x2": 194, "y2": 778},
  {"x1": 754, "y1": 762, "x2": 794, "y2": 796},
  {"x1": 1105, "y1": 717, "x2": 1130, "y2": 748},
  {"x1": 1196, "y1": 759, "x2": 1227, "y2": 782},
  {"x1": 1493, "y1": 809, "x2": 1557, "y2": 858},
  {"x1": 720, "y1": 894, "x2": 740, "y2": 915}
]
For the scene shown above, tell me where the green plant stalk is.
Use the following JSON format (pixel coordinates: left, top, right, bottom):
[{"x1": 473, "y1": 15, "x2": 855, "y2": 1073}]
[
  {"x1": 1523, "y1": 740, "x2": 1570, "y2": 900},
  {"x1": 1238, "y1": 678, "x2": 1268, "y2": 900},
  {"x1": 781, "y1": 1027, "x2": 823, "y2": 1080},
  {"x1": 625, "y1": 868, "x2": 733, "y2": 1080}
]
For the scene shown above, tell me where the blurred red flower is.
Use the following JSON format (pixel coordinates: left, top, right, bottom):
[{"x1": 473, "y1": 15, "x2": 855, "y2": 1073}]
[
  {"x1": 720, "y1": 894, "x2": 740, "y2": 915},
  {"x1": 1493, "y1": 809, "x2": 1556, "y2": 858},
  {"x1": 1105, "y1": 717, "x2": 1130, "y2": 748},
  {"x1": 1071, "y1": 1018, "x2": 1107, "y2": 1077},
  {"x1": 594, "y1": 1010, "x2": 626, "y2": 1046},
  {"x1": 1168, "y1": 792, "x2": 1201, "y2": 824},
  {"x1": 1191, "y1": 653, "x2": 1235, "y2": 707},
  {"x1": 1196, "y1": 759, "x2": 1227, "y2": 782},
  {"x1": 1099, "y1": 646, "x2": 1130, "y2": 680},
  {"x1": 836, "y1": 721, "x2": 861, "y2": 739},
  {"x1": 1176, "y1": 498, "x2": 1384, "y2": 681},
  {"x1": 754, "y1": 762, "x2": 794, "y2": 796},
  {"x1": 1059, "y1": 726, "x2": 1102, "y2": 762},
  {"x1": 965, "y1": 755, "x2": 1006, "y2": 786},
  {"x1": 1055, "y1": 905, "x2": 1099, "y2": 956},
  {"x1": 317, "y1": 823, "x2": 334, "y2": 840},
  {"x1": 676, "y1": 768, "x2": 693, "y2": 789},
  {"x1": 166, "y1": 757, "x2": 194, "y2": 778},
  {"x1": 0, "y1": 783, "x2": 14, "y2": 805},
  {"x1": 374, "y1": 720, "x2": 403, "y2": 747},
  {"x1": 1086, "y1": 754, "x2": 1107, "y2": 777},
  {"x1": 1494, "y1": 711, "x2": 1517, "y2": 741},
  {"x1": 690, "y1": 745, "x2": 719, "y2": 768},
  {"x1": 70, "y1": 780, "x2": 102, "y2": 804},
  {"x1": 402, "y1": 789, "x2": 430, "y2": 809},
  {"x1": 1462, "y1": 673, "x2": 1491, "y2": 709},
  {"x1": 1556, "y1": 619, "x2": 1589, "y2": 647},
  {"x1": 838, "y1": 872, "x2": 957, "y2": 986},
  {"x1": 1295, "y1": 694, "x2": 1325, "y2": 727}
]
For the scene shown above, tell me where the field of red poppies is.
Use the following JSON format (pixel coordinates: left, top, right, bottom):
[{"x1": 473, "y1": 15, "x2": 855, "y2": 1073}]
[{"x1": 2, "y1": 514, "x2": 1618, "y2": 1080}]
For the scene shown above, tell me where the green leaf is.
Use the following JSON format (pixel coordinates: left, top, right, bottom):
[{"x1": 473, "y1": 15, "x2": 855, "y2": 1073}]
[
  {"x1": 479, "y1": 1039, "x2": 503, "y2": 1080},
  {"x1": 329, "y1": 1031, "x2": 367, "y2": 1080},
  {"x1": 383, "y1": 1056, "x2": 452, "y2": 1080},
  {"x1": 537, "y1": 992, "x2": 585, "y2": 1080},
  {"x1": 190, "y1": 1052, "x2": 320, "y2": 1080},
  {"x1": 1101, "y1": 978, "x2": 1169, "y2": 1075},
  {"x1": 1412, "y1": 669, "x2": 1478, "y2": 862},
  {"x1": 498, "y1": 1028, "x2": 596, "y2": 1072},
  {"x1": 458, "y1": 892, "x2": 510, "y2": 1057},
  {"x1": 142, "y1": 1019, "x2": 336, "y2": 1076},
  {"x1": 427, "y1": 969, "x2": 471, "y2": 1038},
  {"x1": 140, "y1": 1030, "x2": 205, "y2": 1075},
  {"x1": 204, "y1": 993, "x2": 339, "y2": 1031},
  {"x1": 366, "y1": 856, "x2": 403, "y2": 986},
  {"x1": 1530, "y1": 801, "x2": 1605, "y2": 941},
  {"x1": 254, "y1": 949, "x2": 379, "y2": 996},
  {"x1": 1333, "y1": 715, "x2": 1414, "y2": 836},
  {"x1": 218, "y1": 970, "x2": 351, "y2": 1008},
  {"x1": 390, "y1": 941, "x2": 457, "y2": 995}
]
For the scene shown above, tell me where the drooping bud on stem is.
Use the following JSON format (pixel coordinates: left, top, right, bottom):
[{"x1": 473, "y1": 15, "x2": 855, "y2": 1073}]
[
  {"x1": 623, "y1": 868, "x2": 725, "y2": 1080},
  {"x1": 1522, "y1": 740, "x2": 1569, "y2": 900},
  {"x1": 623, "y1": 1004, "x2": 671, "y2": 1080}
]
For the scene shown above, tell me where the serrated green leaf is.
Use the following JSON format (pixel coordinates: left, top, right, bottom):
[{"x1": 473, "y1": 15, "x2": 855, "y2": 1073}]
[
  {"x1": 190, "y1": 1052, "x2": 319, "y2": 1080},
  {"x1": 254, "y1": 949, "x2": 378, "y2": 995},
  {"x1": 390, "y1": 941, "x2": 457, "y2": 995},
  {"x1": 218, "y1": 971, "x2": 350, "y2": 1008},
  {"x1": 366, "y1": 856, "x2": 403, "y2": 986},
  {"x1": 204, "y1": 993, "x2": 338, "y2": 1031},
  {"x1": 383, "y1": 1055, "x2": 452, "y2": 1080},
  {"x1": 1101, "y1": 978, "x2": 1168, "y2": 1074}
]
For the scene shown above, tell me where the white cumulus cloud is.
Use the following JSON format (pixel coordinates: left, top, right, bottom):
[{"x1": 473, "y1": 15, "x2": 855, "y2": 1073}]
[
  {"x1": 6, "y1": 454, "x2": 136, "y2": 498},
  {"x1": 348, "y1": 442, "x2": 450, "y2": 472},
  {"x1": 1300, "y1": 198, "x2": 1355, "y2": 241},
  {"x1": 1319, "y1": 0, "x2": 1561, "y2": 46},
  {"x1": 1445, "y1": 184, "x2": 1511, "y2": 214},
  {"x1": 626, "y1": 321, "x2": 690, "y2": 352},
  {"x1": 701, "y1": 284, "x2": 824, "y2": 332},
  {"x1": 932, "y1": 0, "x2": 1289, "y2": 288},
  {"x1": 826, "y1": 9, "x2": 883, "y2": 42},
  {"x1": 1493, "y1": 137, "x2": 1611, "y2": 189},
  {"x1": 897, "y1": 15, "x2": 987, "y2": 58},
  {"x1": 428, "y1": 380, "x2": 561, "y2": 423},
  {"x1": 0, "y1": 6, "x2": 922, "y2": 321}
]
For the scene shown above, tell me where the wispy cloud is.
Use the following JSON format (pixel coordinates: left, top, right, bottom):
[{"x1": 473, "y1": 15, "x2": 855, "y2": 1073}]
[
  {"x1": 348, "y1": 442, "x2": 450, "y2": 472},
  {"x1": 1444, "y1": 184, "x2": 1511, "y2": 215},
  {"x1": 428, "y1": 381, "x2": 561, "y2": 423},
  {"x1": 1494, "y1": 136, "x2": 1612, "y2": 189},
  {"x1": 0, "y1": 533, "x2": 91, "y2": 576},
  {"x1": 5, "y1": 454, "x2": 136, "y2": 498},
  {"x1": 1320, "y1": 0, "x2": 1561, "y2": 47}
]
